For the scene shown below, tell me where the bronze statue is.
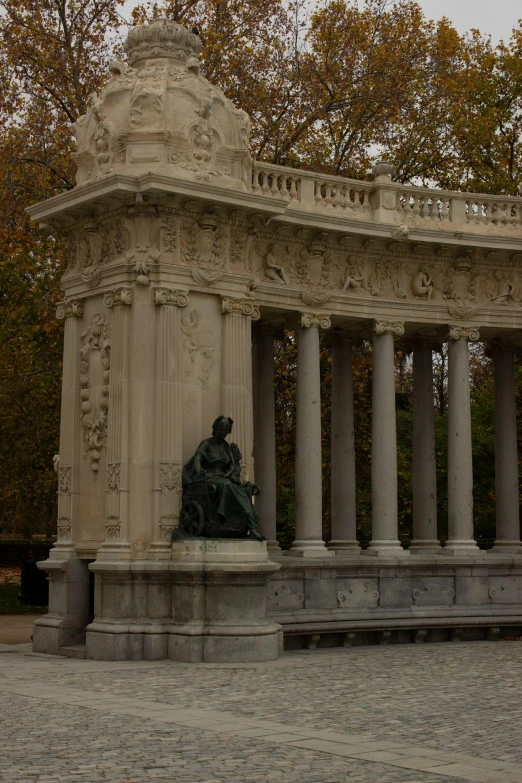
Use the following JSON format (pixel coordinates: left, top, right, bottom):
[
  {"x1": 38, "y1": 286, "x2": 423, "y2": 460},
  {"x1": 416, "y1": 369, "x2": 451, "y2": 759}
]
[{"x1": 174, "y1": 416, "x2": 264, "y2": 540}]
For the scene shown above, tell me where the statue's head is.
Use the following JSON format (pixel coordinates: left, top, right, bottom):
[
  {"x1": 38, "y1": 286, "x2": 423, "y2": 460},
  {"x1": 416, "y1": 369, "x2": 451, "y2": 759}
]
[{"x1": 212, "y1": 415, "x2": 233, "y2": 439}]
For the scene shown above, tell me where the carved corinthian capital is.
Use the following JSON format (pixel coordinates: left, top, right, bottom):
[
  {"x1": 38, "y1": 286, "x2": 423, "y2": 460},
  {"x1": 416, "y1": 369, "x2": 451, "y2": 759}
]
[
  {"x1": 373, "y1": 319, "x2": 405, "y2": 337},
  {"x1": 299, "y1": 312, "x2": 331, "y2": 329},
  {"x1": 447, "y1": 325, "x2": 480, "y2": 342},
  {"x1": 221, "y1": 296, "x2": 260, "y2": 320},
  {"x1": 103, "y1": 288, "x2": 133, "y2": 308},
  {"x1": 153, "y1": 287, "x2": 189, "y2": 308},
  {"x1": 56, "y1": 299, "x2": 84, "y2": 320}
]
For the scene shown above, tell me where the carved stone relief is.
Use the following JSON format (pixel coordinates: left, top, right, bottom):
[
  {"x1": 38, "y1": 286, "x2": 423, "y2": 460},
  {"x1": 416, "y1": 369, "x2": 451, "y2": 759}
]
[
  {"x1": 180, "y1": 210, "x2": 228, "y2": 285},
  {"x1": 80, "y1": 313, "x2": 111, "y2": 472},
  {"x1": 181, "y1": 310, "x2": 215, "y2": 389},
  {"x1": 58, "y1": 467, "x2": 72, "y2": 495},
  {"x1": 57, "y1": 516, "x2": 72, "y2": 541},
  {"x1": 126, "y1": 202, "x2": 161, "y2": 286},
  {"x1": 171, "y1": 90, "x2": 228, "y2": 181},
  {"x1": 107, "y1": 463, "x2": 121, "y2": 492},
  {"x1": 161, "y1": 216, "x2": 178, "y2": 254},
  {"x1": 105, "y1": 515, "x2": 121, "y2": 539}
]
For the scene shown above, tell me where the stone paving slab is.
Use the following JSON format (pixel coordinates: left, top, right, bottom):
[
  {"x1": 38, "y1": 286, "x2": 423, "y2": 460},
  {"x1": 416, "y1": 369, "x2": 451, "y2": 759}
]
[{"x1": 1, "y1": 640, "x2": 522, "y2": 782}]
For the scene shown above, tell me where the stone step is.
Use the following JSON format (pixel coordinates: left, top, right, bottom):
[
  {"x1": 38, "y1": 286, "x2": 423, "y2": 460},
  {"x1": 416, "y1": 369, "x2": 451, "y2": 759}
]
[{"x1": 58, "y1": 644, "x2": 86, "y2": 660}]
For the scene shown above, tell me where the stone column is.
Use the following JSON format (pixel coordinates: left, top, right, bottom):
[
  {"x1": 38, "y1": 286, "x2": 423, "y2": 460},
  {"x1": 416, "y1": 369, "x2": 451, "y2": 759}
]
[
  {"x1": 410, "y1": 339, "x2": 442, "y2": 553},
  {"x1": 366, "y1": 320, "x2": 409, "y2": 556},
  {"x1": 99, "y1": 288, "x2": 133, "y2": 560},
  {"x1": 149, "y1": 288, "x2": 189, "y2": 558},
  {"x1": 291, "y1": 313, "x2": 333, "y2": 558},
  {"x1": 328, "y1": 333, "x2": 360, "y2": 553},
  {"x1": 54, "y1": 299, "x2": 84, "y2": 555},
  {"x1": 253, "y1": 324, "x2": 282, "y2": 554},
  {"x1": 221, "y1": 296, "x2": 260, "y2": 482},
  {"x1": 489, "y1": 343, "x2": 522, "y2": 553},
  {"x1": 444, "y1": 325, "x2": 480, "y2": 554}
]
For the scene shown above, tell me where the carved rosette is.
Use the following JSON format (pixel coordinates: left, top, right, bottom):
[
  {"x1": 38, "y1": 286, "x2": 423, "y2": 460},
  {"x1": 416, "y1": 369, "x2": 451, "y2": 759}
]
[
  {"x1": 56, "y1": 299, "x2": 84, "y2": 320},
  {"x1": 221, "y1": 296, "x2": 260, "y2": 320},
  {"x1": 373, "y1": 320, "x2": 405, "y2": 337},
  {"x1": 298, "y1": 312, "x2": 331, "y2": 330},
  {"x1": 447, "y1": 325, "x2": 480, "y2": 342},
  {"x1": 80, "y1": 313, "x2": 111, "y2": 472},
  {"x1": 153, "y1": 287, "x2": 189, "y2": 308},
  {"x1": 103, "y1": 288, "x2": 133, "y2": 308}
]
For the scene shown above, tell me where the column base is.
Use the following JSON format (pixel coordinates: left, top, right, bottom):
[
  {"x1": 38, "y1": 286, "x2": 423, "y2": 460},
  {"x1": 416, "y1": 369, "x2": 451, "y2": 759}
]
[
  {"x1": 266, "y1": 540, "x2": 283, "y2": 556},
  {"x1": 442, "y1": 539, "x2": 481, "y2": 555},
  {"x1": 409, "y1": 539, "x2": 443, "y2": 554},
  {"x1": 288, "y1": 540, "x2": 334, "y2": 558},
  {"x1": 327, "y1": 540, "x2": 361, "y2": 555},
  {"x1": 95, "y1": 541, "x2": 133, "y2": 561},
  {"x1": 362, "y1": 540, "x2": 410, "y2": 557},
  {"x1": 489, "y1": 540, "x2": 522, "y2": 554}
]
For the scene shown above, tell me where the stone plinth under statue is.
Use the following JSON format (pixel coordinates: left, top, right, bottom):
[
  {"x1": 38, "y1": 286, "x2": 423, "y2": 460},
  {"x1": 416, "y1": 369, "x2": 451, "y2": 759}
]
[{"x1": 30, "y1": 16, "x2": 522, "y2": 662}]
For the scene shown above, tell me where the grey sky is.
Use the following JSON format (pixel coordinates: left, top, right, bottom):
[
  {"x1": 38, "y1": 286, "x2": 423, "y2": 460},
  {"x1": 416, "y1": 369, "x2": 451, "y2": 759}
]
[{"x1": 117, "y1": 0, "x2": 521, "y2": 43}]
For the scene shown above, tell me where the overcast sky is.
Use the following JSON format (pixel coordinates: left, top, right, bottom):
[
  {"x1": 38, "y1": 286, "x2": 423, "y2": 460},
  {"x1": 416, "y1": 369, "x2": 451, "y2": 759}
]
[{"x1": 117, "y1": 0, "x2": 522, "y2": 44}]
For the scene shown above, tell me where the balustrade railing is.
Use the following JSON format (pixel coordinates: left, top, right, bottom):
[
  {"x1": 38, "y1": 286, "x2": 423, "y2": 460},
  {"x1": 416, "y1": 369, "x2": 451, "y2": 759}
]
[{"x1": 250, "y1": 161, "x2": 522, "y2": 238}]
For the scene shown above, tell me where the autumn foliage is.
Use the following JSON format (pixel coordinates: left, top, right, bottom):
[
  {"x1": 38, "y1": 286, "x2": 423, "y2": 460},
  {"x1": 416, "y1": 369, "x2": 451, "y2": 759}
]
[{"x1": 0, "y1": 0, "x2": 520, "y2": 540}]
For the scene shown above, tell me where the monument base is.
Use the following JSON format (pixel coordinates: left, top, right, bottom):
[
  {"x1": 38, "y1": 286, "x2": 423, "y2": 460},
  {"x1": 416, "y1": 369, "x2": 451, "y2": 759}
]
[{"x1": 82, "y1": 540, "x2": 281, "y2": 663}]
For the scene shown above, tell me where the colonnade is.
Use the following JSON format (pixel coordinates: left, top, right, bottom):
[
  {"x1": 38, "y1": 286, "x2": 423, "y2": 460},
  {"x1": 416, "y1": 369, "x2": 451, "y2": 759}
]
[{"x1": 253, "y1": 315, "x2": 522, "y2": 557}]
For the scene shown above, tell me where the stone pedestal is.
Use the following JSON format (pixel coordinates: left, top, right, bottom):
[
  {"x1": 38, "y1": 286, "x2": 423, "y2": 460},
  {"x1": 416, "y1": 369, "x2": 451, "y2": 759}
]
[
  {"x1": 84, "y1": 541, "x2": 281, "y2": 663},
  {"x1": 33, "y1": 555, "x2": 91, "y2": 655},
  {"x1": 169, "y1": 540, "x2": 281, "y2": 663}
]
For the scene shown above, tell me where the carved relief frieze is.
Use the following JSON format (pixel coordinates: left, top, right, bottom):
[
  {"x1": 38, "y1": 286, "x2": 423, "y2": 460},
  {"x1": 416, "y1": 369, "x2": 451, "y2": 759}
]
[
  {"x1": 80, "y1": 313, "x2": 111, "y2": 472},
  {"x1": 181, "y1": 309, "x2": 216, "y2": 389},
  {"x1": 77, "y1": 219, "x2": 106, "y2": 287},
  {"x1": 161, "y1": 216, "x2": 178, "y2": 254},
  {"x1": 290, "y1": 233, "x2": 338, "y2": 307},
  {"x1": 180, "y1": 209, "x2": 228, "y2": 285},
  {"x1": 230, "y1": 228, "x2": 247, "y2": 267}
]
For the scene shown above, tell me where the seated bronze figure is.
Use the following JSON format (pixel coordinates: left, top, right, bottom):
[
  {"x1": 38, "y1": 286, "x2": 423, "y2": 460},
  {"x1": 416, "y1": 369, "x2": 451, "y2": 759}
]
[{"x1": 174, "y1": 416, "x2": 264, "y2": 540}]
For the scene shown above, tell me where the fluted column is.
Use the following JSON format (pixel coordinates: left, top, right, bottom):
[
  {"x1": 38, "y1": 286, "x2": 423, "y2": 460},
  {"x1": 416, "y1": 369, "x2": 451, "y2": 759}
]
[
  {"x1": 328, "y1": 333, "x2": 360, "y2": 553},
  {"x1": 253, "y1": 324, "x2": 282, "y2": 554},
  {"x1": 291, "y1": 313, "x2": 333, "y2": 558},
  {"x1": 221, "y1": 297, "x2": 260, "y2": 482},
  {"x1": 150, "y1": 288, "x2": 189, "y2": 557},
  {"x1": 489, "y1": 343, "x2": 522, "y2": 553},
  {"x1": 410, "y1": 339, "x2": 442, "y2": 553},
  {"x1": 100, "y1": 288, "x2": 133, "y2": 559},
  {"x1": 366, "y1": 320, "x2": 409, "y2": 557},
  {"x1": 444, "y1": 325, "x2": 480, "y2": 554},
  {"x1": 54, "y1": 299, "x2": 84, "y2": 555}
]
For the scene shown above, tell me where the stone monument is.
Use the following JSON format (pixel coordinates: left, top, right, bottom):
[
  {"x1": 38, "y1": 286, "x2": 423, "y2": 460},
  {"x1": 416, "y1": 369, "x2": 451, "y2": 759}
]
[{"x1": 30, "y1": 16, "x2": 522, "y2": 659}]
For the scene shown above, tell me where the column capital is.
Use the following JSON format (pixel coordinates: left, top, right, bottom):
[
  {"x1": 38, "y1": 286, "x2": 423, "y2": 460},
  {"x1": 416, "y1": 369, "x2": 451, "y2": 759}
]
[
  {"x1": 294, "y1": 312, "x2": 331, "y2": 330},
  {"x1": 485, "y1": 336, "x2": 522, "y2": 357},
  {"x1": 253, "y1": 322, "x2": 285, "y2": 340},
  {"x1": 221, "y1": 295, "x2": 260, "y2": 320},
  {"x1": 447, "y1": 324, "x2": 480, "y2": 342},
  {"x1": 56, "y1": 299, "x2": 84, "y2": 320},
  {"x1": 373, "y1": 319, "x2": 405, "y2": 337},
  {"x1": 104, "y1": 288, "x2": 133, "y2": 308},
  {"x1": 152, "y1": 287, "x2": 189, "y2": 308}
]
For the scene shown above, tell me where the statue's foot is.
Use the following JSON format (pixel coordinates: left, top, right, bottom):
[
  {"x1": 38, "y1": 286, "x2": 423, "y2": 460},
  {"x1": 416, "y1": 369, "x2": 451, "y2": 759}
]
[{"x1": 248, "y1": 527, "x2": 265, "y2": 542}]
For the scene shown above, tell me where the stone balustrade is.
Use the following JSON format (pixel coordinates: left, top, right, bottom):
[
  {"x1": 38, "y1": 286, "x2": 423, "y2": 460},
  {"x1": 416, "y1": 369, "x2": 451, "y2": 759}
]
[{"x1": 251, "y1": 160, "x2": 522, "y2": 237}]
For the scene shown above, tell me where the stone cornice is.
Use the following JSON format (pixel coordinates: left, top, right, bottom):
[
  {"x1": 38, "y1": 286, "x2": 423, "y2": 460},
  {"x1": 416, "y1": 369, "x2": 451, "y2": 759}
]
[
  {"x1": 56, "y1": 299, "x2": 84, "y2": 320},
  {"x1": 221, "y1": 296, "x2": 260, "y2": 320},
  {"x1": 153, "y1": 287, "x2": 189, "y2": 308}
]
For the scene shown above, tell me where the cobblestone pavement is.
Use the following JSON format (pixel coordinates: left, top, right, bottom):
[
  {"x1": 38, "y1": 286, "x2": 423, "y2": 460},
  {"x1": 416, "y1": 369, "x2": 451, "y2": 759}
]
[{"x1": 1, "y1": 639, "x2": 521, "y2": 783}]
